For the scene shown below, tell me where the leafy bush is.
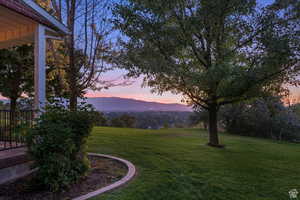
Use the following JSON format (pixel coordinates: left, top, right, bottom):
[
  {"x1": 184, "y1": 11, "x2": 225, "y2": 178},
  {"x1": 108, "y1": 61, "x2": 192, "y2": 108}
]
[
  {"x1": 220, "y1": 97, "x2": 300, "y2": 141},
  {"x1": 26, "y1": 104, "x2": 95, "y2": 191},
  {"x1": 190, "y1": 97, "x2": 300, "y2": 142}
]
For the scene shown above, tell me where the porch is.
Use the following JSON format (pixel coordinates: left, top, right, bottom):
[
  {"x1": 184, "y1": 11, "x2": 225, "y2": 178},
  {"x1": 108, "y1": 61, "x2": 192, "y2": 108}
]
[
  {"x1": 0, "y1": 109, "x2": 35, "y2": 184},
  {"x1": 0, "y1": 0, "x2": 68, "y2": 152},
  {"x1": 0, "y1": 110, "x2": 34, "y2": 151},
  {"x1": 0, "y1": 0, "x2": 69, "y2": 184}
]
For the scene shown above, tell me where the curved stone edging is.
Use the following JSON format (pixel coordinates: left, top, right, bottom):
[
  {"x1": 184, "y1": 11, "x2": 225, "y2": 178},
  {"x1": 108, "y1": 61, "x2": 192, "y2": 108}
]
[{"x1": 72, "y1": 153, "x2": 136, "y2": 200}]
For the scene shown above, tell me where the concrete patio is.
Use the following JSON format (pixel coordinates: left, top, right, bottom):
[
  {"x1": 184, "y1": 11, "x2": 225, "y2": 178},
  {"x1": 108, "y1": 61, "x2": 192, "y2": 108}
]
[{"x1": 0, "y1": 147, "x2": 32, "y2": 185}]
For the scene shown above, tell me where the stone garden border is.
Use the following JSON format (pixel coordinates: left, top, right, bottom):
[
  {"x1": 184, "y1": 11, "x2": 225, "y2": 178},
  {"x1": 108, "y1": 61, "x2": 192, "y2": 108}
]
[{"x1": 72, "y1": 153, "x2": 136, "y2": 200}]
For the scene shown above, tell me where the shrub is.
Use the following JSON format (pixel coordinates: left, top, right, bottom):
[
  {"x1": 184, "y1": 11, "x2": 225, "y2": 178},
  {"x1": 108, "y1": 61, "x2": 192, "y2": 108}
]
[
  {"x1": 26, "y1": 104, "x2": 95, "y2": 191},
  {"x1": 191, "y1": 96, "x2": 300, "y2": 142},
  {"x1": 220, "y1": 97, "x2": 300, "y2": 141}
]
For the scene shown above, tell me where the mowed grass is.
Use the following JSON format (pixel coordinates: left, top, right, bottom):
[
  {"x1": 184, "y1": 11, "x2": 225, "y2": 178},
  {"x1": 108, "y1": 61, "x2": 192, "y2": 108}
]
[{"x1": 88, "y1": 127, "x2": 300, "y2": 200}]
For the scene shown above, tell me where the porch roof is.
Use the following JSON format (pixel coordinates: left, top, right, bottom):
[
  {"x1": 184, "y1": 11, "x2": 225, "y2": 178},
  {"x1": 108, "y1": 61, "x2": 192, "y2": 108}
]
[
  {"x1": 0, "y1": 0, "x2": 69, "y2": 48},
  {"x1": 0, "y1": 0, "x2": 69, "y2": 115}
]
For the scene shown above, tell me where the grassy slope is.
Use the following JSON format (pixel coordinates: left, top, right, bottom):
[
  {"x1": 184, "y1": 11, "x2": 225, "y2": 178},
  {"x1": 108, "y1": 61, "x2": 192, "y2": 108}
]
[{"x1": 88, "y1": 127, "x2": 300, "y2": 200}]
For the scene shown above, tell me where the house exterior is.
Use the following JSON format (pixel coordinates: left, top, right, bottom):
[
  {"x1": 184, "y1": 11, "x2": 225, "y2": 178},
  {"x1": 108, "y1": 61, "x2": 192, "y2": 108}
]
[
  {"x1": 0, "y1": 0, "x2": 69, "y2": 150},
  {"x1": 0, "y1": 0, "x2": 69, "y2": 184},
  {"x1": 0, "y1": 0, "x2": 68, "y2": 111}
]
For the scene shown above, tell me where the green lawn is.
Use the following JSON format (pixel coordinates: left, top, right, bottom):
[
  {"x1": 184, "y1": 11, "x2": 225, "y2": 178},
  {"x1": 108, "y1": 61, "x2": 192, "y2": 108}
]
[{"x1": 88, "y1": 127, "x2": 300, "y2": 200}]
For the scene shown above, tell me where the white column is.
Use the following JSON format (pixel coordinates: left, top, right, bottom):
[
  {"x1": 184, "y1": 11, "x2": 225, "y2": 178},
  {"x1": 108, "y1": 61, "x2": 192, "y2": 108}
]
[{"x1": 34, "y1": 24, "x2": 46, "y2": 112}]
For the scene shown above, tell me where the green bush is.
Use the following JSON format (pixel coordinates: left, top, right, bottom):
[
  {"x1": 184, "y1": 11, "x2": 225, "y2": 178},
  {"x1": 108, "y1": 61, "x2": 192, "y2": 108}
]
[
  {"x1": 26, "y1": 105, "x2": 95, "y2": 191},
  {"x1": 220, "y1": 97, "x2": 300, "y2": 141}
]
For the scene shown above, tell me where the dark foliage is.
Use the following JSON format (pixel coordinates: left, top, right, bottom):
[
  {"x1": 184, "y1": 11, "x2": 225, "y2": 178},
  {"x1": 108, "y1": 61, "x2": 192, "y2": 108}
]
[
  {"x1": 0, "y1": 45, "x2": 34, "y2": 111},
  {"x1": 25, "y1": 104, "x2": 95, "y2": 191},
  {"x1": 219, "y1": 97, "x2": 300, "y2": 142},
  {"x1": 190, "y1": 97, "x2": 300, "y2": 142}
]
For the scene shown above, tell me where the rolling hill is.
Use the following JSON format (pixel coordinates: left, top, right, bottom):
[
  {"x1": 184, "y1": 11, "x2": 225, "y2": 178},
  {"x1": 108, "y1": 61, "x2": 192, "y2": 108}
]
[
  {"x1": 86, "y1": 97, "x2": 192, "y2": 112},
  {"x1": 0, "y1": 97, "x2": 192, "y2": 112}
]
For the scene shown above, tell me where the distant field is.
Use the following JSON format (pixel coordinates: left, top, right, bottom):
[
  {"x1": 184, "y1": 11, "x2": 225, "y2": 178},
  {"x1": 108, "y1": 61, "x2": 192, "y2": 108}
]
[{"x1": 88, "y1": 127, "x2": 300, "y2": 200}]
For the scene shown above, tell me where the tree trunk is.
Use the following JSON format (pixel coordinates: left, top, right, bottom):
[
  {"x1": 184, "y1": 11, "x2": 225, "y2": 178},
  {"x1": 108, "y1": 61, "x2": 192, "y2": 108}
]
[
  {"x1": 10, "y1": 97, "x2": 17, "y2": 129},
  {"x1": 208, "y1": 104, "x2": 222, "y2": 147},
  {"x1": 203, "y1": 122, "x2": 208, "y2": 130},
  {"x1": 68, "y1": 41, "x2": 77, "y2": 111},
  {"x1": 69, "y1": 91, "x2": 77, "y2": 111},
  {"x1": 68, "y1": 0, "x2": 77, "y2": 111}
]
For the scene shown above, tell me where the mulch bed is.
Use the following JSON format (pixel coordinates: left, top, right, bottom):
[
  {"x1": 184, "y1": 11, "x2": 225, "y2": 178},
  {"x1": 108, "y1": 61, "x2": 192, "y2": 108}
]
[{"x1": 0, "y1": 155, "x2": 127, "y2": 200}]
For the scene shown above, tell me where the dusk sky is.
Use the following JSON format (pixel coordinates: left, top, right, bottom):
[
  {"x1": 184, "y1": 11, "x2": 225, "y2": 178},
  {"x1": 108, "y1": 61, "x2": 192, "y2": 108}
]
[
  {"x1": 85, "y1": 0, "x2": 299, "y2": 104},
  {"x1": 86, "y1": 70, "x2": 300, "y2": 104},
  {"x1": 1, "y1": 0, "x2": 298, "y2": 104},
  {"x1": 85, "y1": 69, "x2": 184, "y2": 104}
]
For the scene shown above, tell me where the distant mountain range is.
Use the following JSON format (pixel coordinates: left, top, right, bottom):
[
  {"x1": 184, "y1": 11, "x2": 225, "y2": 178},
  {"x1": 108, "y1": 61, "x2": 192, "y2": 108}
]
[
  {"x1": 86, "y1": 97, "x2": 192, "y2": 112},
  {"x1": 0, "y1": 97, "x2": 192, "y2": 112}
]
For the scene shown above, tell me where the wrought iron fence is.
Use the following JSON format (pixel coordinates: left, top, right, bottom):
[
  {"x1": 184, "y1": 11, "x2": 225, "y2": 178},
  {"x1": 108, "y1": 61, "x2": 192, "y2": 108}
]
[{"x1": 0, "y1": 110, "x2": 34, "y2": 151}]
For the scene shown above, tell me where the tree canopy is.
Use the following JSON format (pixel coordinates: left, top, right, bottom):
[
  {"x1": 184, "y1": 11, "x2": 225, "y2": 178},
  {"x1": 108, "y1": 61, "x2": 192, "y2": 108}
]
[
  {"x1": 114, "y1": 0, "x2": 300, "y2": 147},
  {"x1": 0, "y1": 45, "x2": 34, "y2": 112}
]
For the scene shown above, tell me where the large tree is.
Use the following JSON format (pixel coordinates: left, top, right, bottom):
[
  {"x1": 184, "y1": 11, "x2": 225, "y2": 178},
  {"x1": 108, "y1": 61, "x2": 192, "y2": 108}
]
[
  {"x1": 114, "y1": 0, "x2": 300, "y2": 147},
  {"x1": 0, "y1": 45, "x2": 34, "y2": 122}
]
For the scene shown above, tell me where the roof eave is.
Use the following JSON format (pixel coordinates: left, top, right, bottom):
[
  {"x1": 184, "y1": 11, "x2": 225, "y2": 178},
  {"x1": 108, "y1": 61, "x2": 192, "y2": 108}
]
[{"x1": 22, "y1": 0, "x2": 70, "y2": 35}]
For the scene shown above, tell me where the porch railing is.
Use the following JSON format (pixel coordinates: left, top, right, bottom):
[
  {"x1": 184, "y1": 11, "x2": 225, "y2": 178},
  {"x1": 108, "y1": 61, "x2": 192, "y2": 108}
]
[{"x1": 0, "y1": 110, "x2": 34, "y2": 151}]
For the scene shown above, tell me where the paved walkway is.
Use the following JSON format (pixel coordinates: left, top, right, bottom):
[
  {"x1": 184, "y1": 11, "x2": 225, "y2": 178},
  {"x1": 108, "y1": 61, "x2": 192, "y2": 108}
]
[
  {"x1": 0, "y1": 147, "x2": 26, "y2": 160},
  {"x1": 0, "y1": 141, "x2": 25, "y2": 151},
  {"x1": 0, "y1": 147, "x2": 28, "y2": 169}
]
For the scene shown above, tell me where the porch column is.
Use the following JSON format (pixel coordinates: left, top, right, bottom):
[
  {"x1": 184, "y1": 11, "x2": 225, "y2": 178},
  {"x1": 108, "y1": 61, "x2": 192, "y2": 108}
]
[{"x1": 34, "y1": 24, "x2": 46, "y2": 112}]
